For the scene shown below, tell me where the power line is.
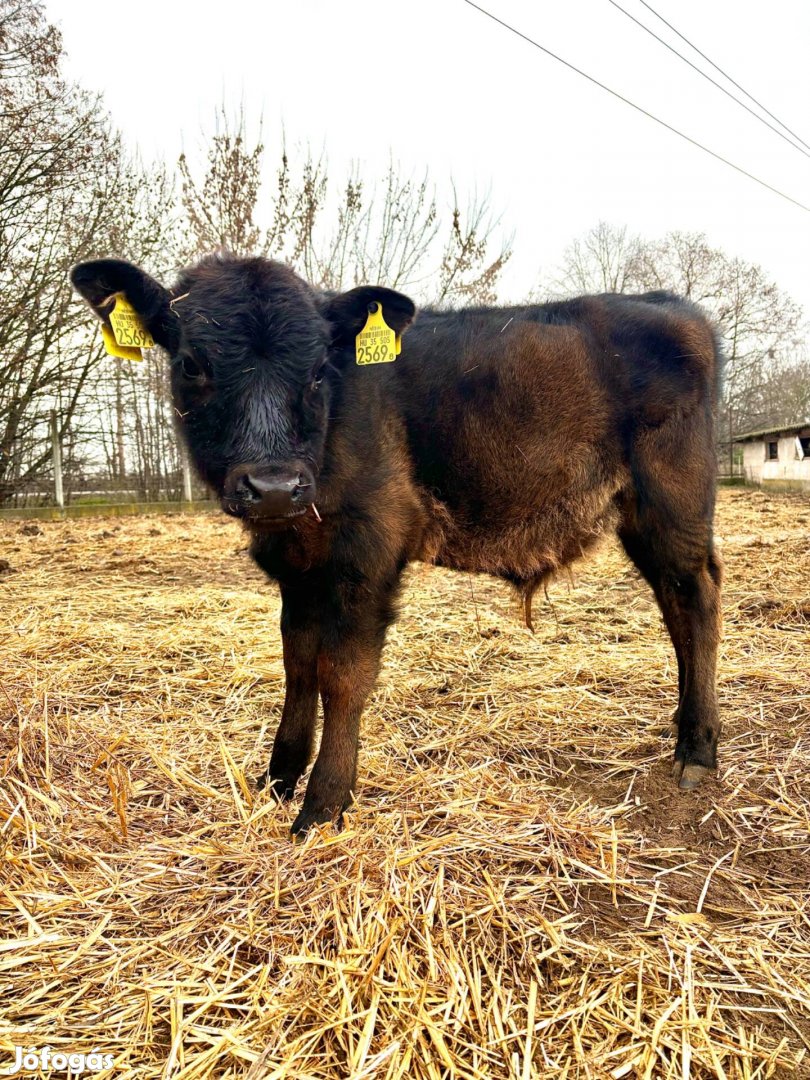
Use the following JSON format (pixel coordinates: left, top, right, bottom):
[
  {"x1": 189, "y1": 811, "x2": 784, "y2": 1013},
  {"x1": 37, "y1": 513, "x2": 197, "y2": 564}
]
[
  {"x1": 605, "y1": 0, "x2": 810, "y2": 160},
  {"x1": 459, "y1": 0, "x2": 810, "y2": 214},
  {"x1": 637, "y1": 0, "x2": 810, "y2": 154}
]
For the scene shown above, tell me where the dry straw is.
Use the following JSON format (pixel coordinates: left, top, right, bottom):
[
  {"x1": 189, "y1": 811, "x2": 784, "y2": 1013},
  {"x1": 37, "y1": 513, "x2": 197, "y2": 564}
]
[{"x1": 1, "y1": 487, "x2": 809, "y2": 1078}]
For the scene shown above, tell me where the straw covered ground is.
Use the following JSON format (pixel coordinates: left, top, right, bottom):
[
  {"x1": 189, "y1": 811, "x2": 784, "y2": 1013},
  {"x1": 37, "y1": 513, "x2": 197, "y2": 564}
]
[{"x1": 1, "y1": 486, "x2": 809, "y2": 1079}]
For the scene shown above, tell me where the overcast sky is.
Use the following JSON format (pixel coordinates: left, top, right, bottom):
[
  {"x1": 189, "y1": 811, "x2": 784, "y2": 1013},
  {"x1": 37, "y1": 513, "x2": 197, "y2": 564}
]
[{"x1": 45, "y1": 0, "x2": 810, "y2": 312}]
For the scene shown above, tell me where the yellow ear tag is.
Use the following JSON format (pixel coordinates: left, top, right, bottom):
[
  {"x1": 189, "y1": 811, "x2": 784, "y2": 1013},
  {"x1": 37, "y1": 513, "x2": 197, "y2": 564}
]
[
  {"x1": 105, "y1": 293, "x2": 155, "y2": 359},
  {"x1": 101, "y1": 323, "x2": 144, "y2": 361},
  {"x1": 356, "y1": 302, "x2": 397, "y2": 365}
]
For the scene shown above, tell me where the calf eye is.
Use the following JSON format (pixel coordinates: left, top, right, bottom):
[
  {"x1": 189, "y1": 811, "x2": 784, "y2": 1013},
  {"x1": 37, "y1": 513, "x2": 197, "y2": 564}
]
[
  {"x1": 180, "y1": 355, "x2": 204, "y2": 381},
  {"x1": 309, "y1": 368, "x2": 326, "y2": 392}
]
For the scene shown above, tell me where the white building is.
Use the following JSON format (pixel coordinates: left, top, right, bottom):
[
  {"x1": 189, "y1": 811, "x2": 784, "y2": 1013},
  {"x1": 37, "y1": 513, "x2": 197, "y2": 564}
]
[{"x1": 736, "y1": 422, "x2": 810, "y2": 491}]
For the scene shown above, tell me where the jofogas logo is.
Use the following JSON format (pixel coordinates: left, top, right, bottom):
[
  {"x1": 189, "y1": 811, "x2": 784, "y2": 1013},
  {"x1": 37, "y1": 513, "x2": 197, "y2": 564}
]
[{"x1": 3, "y1": 1047, "x2": 115, "y2": 1075}]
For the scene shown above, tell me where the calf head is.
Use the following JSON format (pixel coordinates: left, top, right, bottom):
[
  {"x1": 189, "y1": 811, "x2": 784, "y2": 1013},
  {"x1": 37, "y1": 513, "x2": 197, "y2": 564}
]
[{"x1": 71, "y1": 256, "x2": 415, "y2": 527}]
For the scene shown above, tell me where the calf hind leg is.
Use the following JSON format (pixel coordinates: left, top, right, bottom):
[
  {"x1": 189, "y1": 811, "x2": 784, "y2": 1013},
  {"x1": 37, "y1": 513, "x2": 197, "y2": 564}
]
[{"x1": 618, "y1": 514, "x2": 722, "y2": 789}]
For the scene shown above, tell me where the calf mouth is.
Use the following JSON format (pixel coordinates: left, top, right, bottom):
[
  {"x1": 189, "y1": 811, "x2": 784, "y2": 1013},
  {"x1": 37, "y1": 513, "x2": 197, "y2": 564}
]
[
  {"x1": 251, "y1": 508, "x2": 310, "y2": 529},
  {"x1": 221, "y1": 501, "x2": 310, "y2": 527}
]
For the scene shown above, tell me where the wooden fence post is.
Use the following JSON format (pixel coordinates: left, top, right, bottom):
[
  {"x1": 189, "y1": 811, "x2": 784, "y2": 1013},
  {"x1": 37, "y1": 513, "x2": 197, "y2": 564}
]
[
  {"x1": 50, "y1": 411, "x2": 64, "y2": 509},
  {"x1": 181, "y1": 450, "x2": 193, "y2": 503}
]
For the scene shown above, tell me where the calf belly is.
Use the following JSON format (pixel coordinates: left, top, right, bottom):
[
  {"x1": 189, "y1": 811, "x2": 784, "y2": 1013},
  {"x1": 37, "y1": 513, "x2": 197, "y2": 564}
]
[{"x1": 416, "y1": 461, "x2": 628, "y2": 583}]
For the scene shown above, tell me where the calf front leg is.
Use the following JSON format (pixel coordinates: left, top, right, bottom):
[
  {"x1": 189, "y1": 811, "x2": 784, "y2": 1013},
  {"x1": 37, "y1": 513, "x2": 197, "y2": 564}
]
[
  {"x1": 291, "y1": 596, "x2": 395, "y2": 835},
  {"x1": 257, "y1": 587, "x2": 320, "y2": 800}
]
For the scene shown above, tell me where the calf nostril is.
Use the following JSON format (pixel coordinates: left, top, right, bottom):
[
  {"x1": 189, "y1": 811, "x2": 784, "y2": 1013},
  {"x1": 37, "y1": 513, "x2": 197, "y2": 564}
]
[
  {"x1": 291, "y1": 476, "x2": 312, "y2": 503},
  {"x1": 241, "y1": 475, "x2": 263, "y2": 502}
]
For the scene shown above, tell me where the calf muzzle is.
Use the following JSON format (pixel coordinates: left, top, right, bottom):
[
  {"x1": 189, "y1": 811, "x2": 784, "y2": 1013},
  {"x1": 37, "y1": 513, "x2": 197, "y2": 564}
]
[{"x1": 222, "y1": 463, "x2": 315, "y2": 522}]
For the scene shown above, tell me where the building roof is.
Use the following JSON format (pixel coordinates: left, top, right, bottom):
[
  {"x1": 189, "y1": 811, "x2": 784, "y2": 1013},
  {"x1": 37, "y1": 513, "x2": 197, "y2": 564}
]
[{"x1": 735, "y1": 421, "x2": 810, "y2": 443}]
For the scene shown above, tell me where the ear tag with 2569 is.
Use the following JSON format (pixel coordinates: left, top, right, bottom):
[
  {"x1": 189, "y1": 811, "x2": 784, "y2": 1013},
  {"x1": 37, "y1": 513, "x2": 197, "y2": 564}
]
[
  {"x1": 101, "y1": 324, "x2": 143, "y2": 362},
  {"x1": 101, "y1": 293, "x2": 155, "y2": 361},
  {"x1": 356, "y1": 303, "x2": 397, "y2": 365}
]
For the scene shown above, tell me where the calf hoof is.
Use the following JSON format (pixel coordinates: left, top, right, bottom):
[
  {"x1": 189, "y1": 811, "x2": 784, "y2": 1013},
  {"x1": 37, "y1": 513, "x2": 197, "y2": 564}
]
[
  {"x1": 290, "y1": 803, "x2": 344, "y2": 836},
  {"x1": 671, "y1": 760, "x2": 710, "y2": 790},
  {"x1": 256, "y1": 771, "x2": 299, "y2": 802}
]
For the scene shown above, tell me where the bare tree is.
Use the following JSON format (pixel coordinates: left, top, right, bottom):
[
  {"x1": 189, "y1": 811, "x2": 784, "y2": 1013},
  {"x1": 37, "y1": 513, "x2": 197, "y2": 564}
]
[
  {"x1": 0, "y1": 0, "x2": 174, "y2": 504},
  {"x1": 177, "y1": 106, "x2": 512, "y2": 305},
  {"x1": 553, "y1": 221, "x2": 641, "y2": 295},
  {"x1": 177, "y1": 109, "x2": 264, "y2": 260},
  {"x1": 435, "y1": 195, "x2": 511, "y2": 306}
]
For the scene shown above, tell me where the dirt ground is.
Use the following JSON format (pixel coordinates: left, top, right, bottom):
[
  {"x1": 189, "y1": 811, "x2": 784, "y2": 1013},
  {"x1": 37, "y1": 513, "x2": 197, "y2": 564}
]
[{"x1": 1, "y1": 486, "x2": 809, "y2": 1078}]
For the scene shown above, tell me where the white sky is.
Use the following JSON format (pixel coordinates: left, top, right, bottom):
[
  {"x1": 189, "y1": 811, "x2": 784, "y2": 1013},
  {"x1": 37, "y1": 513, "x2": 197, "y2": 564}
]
[{"x1": 46, "y1": 0, "x2": 810, "y2": 312}]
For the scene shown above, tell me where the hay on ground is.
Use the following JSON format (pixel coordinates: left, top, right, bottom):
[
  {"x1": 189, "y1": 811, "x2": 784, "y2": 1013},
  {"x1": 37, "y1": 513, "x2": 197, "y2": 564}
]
[{"x1": 1, "y1": 486, "x2": 809, "y2": 1078}]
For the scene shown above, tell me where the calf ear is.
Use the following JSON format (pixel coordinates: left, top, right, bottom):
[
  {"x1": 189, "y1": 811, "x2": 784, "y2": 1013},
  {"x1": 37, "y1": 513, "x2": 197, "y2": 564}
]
[
  {"x1": 70, "y1": 258, "x2": 179, "y2": 353},
  {"x1": 321, "y1": 286, "x2": 416, "y2": 351}
]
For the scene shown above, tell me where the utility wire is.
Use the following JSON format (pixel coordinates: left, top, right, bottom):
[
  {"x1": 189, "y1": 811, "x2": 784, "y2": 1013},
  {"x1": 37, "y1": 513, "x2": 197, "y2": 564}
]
[
  {"x1": 460, "y1": 0, "x2": 810, "y2": 214},
  {"x1": 606, "y1": 0, "x2": 810, "y2": 159},
  {"x1": 637, "y1": 0, "x2": 810, "y2": 153}
]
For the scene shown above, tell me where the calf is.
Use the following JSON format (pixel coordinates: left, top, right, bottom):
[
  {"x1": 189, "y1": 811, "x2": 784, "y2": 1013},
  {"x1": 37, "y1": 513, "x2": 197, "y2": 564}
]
[{"x1": 72, "y1": 256, "x2": 723, "y2": 834}]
